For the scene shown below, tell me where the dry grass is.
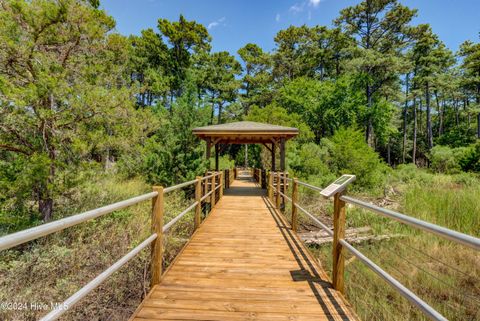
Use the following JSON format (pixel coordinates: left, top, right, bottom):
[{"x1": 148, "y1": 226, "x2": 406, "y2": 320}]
[
  {"x1": 0, "y1": 175, "x2": 198, "y2": 321},
  {"x1": 292, "y1": 169, "x2": 480, "y2": 321}
]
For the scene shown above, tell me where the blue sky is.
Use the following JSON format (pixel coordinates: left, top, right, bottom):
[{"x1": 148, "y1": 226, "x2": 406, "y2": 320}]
[{"x1": 101, "y1": 0, "x2": 479, "y2": 55}]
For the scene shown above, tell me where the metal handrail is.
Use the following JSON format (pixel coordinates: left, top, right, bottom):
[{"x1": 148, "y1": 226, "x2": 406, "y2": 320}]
[
  {"x1": 2, "y1": 170, "x2": 231, "y2": 321},
  {"x1": 340, "y1": 195, "x2": 480, "y2": 251},
  {"x1": 295, "y1": 203, "x2": 333, "y2": 236},
  {"x1": 163, "y1": 201, "x2": 198, "y2": 232},
  {"x1": 200, "y1": 190, "x2": 214, "y2": 202},
  {"x1": 164, "y1": 179, "x2": 197, "y2": 193},
  {"x1": 273, "y1": 177, "x2": 478, "y2": 321},
  {"x1": 296, "y1": 180, "x2": 323, "y2": 192},
  {"x1": 39, "y1": 233, "x2": 158, "y2": 321},
  {"x1": 339, "y1": 238, "x2": 447, "y2": 321},
  {"x1": 0, "y1": 192, "x2": 158, "y2": 251},
  {"x1": 201, "y1": 172, "x2": 220, "y2": 181}
]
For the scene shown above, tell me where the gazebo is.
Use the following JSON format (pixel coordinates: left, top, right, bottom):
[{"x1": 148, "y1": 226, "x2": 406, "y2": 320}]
[{"x1": 192, "y1": 121, "x2": 299, "y2": 171}]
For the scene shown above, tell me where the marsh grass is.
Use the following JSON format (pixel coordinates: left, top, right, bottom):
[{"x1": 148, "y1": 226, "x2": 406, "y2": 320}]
[
  {"x1": 0, "y1": 175, "x2": 199, "y2": 321},
  {"x1": 297, "y1": 167, "x2": 480, "y2": 321}
]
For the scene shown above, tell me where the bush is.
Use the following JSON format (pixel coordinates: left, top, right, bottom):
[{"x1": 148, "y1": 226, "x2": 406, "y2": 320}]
[
  {"x1": 429, "y1": 145, "x2": 462, "y2": 174},
  {"x1": 289, "y1": 143, "x2": 336, "y2": 187},
  {"x1": 459, "y1": 141, "x2": 480, "y2": 172},
  {"x1": 322, "y1": 128, "x2": 389, "y2": 190}
]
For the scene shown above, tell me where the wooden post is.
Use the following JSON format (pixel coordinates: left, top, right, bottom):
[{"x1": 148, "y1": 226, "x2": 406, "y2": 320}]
[
  {"x1": 271, "y1": 143, "x2": 276, "y2": 171},
  {"x1": 206, "y1": 139, "x2": 211, "y2": 170},
  {"x1": 258, "y1": 169, "x2": 262, "y2": 187},
  {"x1": 333, "y1": 192, "x2": 346, "y2": 294},
  {"x1": 194, "y1": 177, "x2": 202, "y2": 230},
  {"x1": 151, "y1": 186, "x2": 164, "y2": 286},
  {"x1": 215, "y1": 144, "x2": 219, "y2": 171},
  {"x1": 280, "y1": 137, "x2": 285, "y2": 171},
  {"x1": 211, "y1": 173, "x2": 216, "y2": 208},
  {"x1": 292, "y1": 178, "x2": 298, "y2": 232},
  {"x1": 220, "y1": 171, "x2": 224, "y2": 199},
  {"x1": 268, "y1": 171, "x2": 273, "y2": 201},
  {"x1": 275, "y1": 172, "x2": 280, "y2": 209}
]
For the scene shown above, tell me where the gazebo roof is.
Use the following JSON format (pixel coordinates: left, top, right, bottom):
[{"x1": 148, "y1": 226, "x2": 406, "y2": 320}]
[{"x1": 192, "y1": 121, "x2": 299, "y2": 144}]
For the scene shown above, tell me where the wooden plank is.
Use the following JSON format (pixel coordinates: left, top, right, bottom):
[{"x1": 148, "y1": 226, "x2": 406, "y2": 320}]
[{"x1": 130, "y1": 178, "x2": 357, "y2": 321}]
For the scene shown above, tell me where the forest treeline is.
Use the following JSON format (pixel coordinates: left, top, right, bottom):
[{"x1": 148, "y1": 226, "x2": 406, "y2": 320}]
[{"x1": 1, "y1": 0, "x2": 479, "y2": 229}]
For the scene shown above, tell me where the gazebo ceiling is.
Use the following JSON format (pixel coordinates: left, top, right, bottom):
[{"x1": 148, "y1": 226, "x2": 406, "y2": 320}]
[{"x1": 192, "y1": 121, "x2": 299, "y2": 144}]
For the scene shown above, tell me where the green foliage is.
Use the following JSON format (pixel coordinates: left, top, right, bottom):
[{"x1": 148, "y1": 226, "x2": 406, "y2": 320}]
[
  {"x1": 0, "y1": 0, "x2": 152, "y2": 221},
  {"x1": 322, "y1": 128, "x2": 389, "y2": 189},
  {"x1": 289, "y1": 143, "x2": 336, "y2": 187},
  {"x1": 276, "y1": 76, "x2": 364, "y2": 141},
  {"x1": 428, "y1": 145, "x2": 463, "y2": 173},
  {"x1": 246, "y1": 104, "x2": 314, "y2": 143},
  {"x1": 459, "y1": 142, "x2": 480, "y2": 172}
]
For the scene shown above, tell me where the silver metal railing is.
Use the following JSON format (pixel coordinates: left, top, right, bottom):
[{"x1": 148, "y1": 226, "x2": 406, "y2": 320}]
[
  {"x1": 0, "y1": 170, "x2": 227, "y2": 321},
  {"x1": 266, "y1": 171, "x2": 479, "y2": 321}
]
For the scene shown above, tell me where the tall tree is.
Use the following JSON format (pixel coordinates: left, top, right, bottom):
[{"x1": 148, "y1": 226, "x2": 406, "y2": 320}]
[
  {"x1": 459, "y1": 40, "x2": 480, "y2": 139},
  {"x1": 204, "y1": 51, "x2": 241, "y2": 124},
  {"x1": 158, "y1": 15, "x2": 211, "y2": 101},
  {"x1": 335, "y1": 0, "x2": 416, "y2": 146},
  {"x1": 238, "y1": 43, "x2": 273, "y2": 113},
  {"x1": 0, "y1": 0, "x2": 147, "y2": 221},
  {"x1": 411, "y1": 24, "x2": 454, "y2": 150}
]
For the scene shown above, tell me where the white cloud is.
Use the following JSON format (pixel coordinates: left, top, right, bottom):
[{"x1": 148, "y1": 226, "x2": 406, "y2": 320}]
[
  {"x1": 289, "y1": 3, "x2": 305, "y2": 13},
  {"x1": 275, "y1": 13, "x2": 281, "y2": 22},
  {"x1": 207, "y1": 17, "x2": 226, "y2": 30},
  {"x1": 309, "y1": 0, "x2": 321, "y2": 7}
]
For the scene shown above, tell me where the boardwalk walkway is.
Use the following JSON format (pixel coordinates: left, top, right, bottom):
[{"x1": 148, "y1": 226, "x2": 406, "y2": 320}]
[{"x1": 130, "y1": 176, "x2": 357, "y2": 321}]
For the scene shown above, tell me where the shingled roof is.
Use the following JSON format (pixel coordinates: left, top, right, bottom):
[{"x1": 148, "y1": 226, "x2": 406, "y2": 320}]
[
  {"x1": 192, "y1": 121, "x2": 298, "y2": 144},
  {"x1": 193, "y1": 121, "x2": 298, "y2": 133}
]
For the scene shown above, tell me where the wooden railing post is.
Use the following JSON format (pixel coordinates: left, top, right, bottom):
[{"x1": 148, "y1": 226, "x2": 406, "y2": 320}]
[
  {"x1": 258, "y1": 169, "x2": 262, "y2": 187},
  {"x1": 211, "y1": 173, "x2": 216, "y2": 208},
  {"x1": 151, "y1": 186, "x2": 164, "y2": 286},
  {"x1": 195, "y1": 177, "x2": 202, "y2": 230},
  {"x1": 291, "y1": 178, "x2": 298, "y2": 232},
  {"x1": 275, "y1": 172, "x2": 281, "y2": 209},
  {"x1": 333, "y1": 192, "x2": 346, "y2": 294}
]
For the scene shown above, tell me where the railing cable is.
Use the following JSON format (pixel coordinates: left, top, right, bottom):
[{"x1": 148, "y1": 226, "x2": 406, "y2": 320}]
[{"x1": 39, "y1": 233, "x2": 158, "y2": 321}]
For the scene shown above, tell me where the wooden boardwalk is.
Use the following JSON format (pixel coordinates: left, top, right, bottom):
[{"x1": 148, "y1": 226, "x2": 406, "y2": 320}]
[{"x1": 131, "y1": 176, "x2": 358, "y2": 321}]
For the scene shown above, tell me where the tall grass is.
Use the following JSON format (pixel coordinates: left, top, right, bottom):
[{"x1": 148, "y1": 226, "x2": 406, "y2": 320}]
[
  {"x1": 300, "y1": 167, "x2": 480, "y2": 321},
  {"x1": 0, "y1": 174, "x2": 197, "y2": 321}
]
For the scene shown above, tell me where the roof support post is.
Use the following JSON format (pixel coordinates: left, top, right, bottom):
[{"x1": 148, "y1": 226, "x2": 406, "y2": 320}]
[
  {"x1": 206, "y1": 138, "x2": 211, "y2": 170},
  {"x1": 271, "y1": 143, "x2": 276, "y2": 172},
  {"x1": 215, "y1": 144, "x2": 219, "y2": 171},
  {"x1": 280, "y1": 137, "x2": 285, "y2": 171}
]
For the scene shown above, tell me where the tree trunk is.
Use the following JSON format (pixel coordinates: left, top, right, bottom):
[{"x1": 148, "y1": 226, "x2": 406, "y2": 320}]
[
  {"x1": 366, "y1": 84, "x2": 374, "y2": 147},
  {"x1": 412, "y1": 96, "x2": 417, "y2": 165},
  {"x1": 426, "y1": 82, "x2": 433, "y2": 149},
  {"x1": 39, "y1": 195, "x2": 54, "y2": 222},
  {"x1": 454, "y1": 98, "x2": 460, "y2": 127},
  {"x1": 210, "y1": 100, "x2": 215, "y2": 125},
  {"x1": 387, "y1": 140, "x2": 391, "y2": 166},
  {"x1": 217, "y1": 103, "x2": 223, "y2": 124},
  {"x1": 477, "y1": 112, "x2": 480, "y2": 139},
  {"x1": 402, "y1": 73, "x2": 409, "y2": 163}
]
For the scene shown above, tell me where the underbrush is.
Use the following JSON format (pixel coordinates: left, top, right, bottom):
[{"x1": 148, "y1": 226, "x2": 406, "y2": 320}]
[
  {"x1": 0, "y1": 174, "x2": 196, "y2": 321},
  {"x1": 295, "y1": 165, "x2": 480, "y2": 321}
]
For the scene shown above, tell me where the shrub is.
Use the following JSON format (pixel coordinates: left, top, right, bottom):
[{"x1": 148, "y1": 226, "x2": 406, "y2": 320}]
[
  {"x1": 289, "y1": 143, "x2": 336, "y2": 187},
  {"x1": 428, "y1": 145, "x2": 461, "y2": 174},
  {"x1": 322, "y1": 128, "x2": 389, "y2": 190},
  {"x1": 459, "y1": 142, "x2": 480, "y2": 172}
]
